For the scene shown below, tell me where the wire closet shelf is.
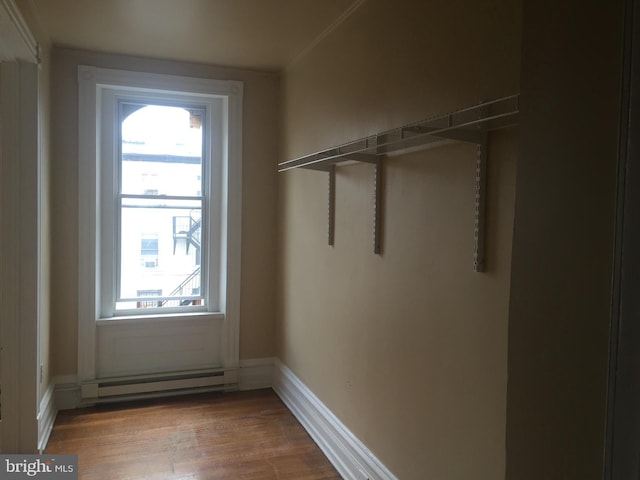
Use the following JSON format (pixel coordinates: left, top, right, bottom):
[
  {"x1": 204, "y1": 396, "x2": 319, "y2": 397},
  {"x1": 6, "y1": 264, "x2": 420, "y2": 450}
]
[
  {"x1": 278, "y1": 94, "x2": 519, "y2": 172},
  {"x1": 277, "y1": 94, "x2": 520, "y2": 273}
]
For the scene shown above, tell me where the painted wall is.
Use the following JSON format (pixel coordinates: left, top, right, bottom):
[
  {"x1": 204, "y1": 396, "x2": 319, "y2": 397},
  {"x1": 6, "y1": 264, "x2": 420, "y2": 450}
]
[
  {"x1": 278, "y1": 0, "x2": 521, "y2": 478},
  {"x1": 505, "y1": 1, "x2": 623, "y2": 478},
  {"x1": 50, "y1": 48, "x2": 279, "y2": 378}
]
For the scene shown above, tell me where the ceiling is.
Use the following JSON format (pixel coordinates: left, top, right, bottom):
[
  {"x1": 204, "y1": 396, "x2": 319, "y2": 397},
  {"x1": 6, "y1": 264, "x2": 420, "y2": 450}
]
[{"x1": 28, "y1": 0, "x2": 361, "y2": 71}]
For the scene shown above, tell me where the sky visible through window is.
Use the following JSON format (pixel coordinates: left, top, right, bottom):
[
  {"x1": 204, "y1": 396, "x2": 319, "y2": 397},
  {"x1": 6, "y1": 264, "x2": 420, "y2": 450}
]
[{"x1": 122, "y1": 105, "x2": 202, "y2": 158}]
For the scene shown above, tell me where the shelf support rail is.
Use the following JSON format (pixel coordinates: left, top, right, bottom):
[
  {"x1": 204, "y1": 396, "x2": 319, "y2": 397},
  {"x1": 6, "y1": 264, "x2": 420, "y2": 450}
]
[
  {"x1": 474, "y1": 132, "x2": 489, "y2": 273},
  {"x1": 328, "y1": 165, "x2": 335, "y2": 246},
  {"x1": 373, "y1": 158, "x2": 383, "y2": 255}
]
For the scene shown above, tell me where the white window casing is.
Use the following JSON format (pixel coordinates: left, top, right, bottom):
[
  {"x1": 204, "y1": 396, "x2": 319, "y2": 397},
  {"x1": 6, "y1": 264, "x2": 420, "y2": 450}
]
[{"x1": 78, "y1": 66, "x2": 243, "y2": 383}]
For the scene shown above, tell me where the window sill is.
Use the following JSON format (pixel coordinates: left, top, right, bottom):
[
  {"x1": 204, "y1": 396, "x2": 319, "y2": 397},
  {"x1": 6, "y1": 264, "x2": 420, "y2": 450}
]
[{"x1": 97, "y1": 311, "x2": 225, "y2": 325}]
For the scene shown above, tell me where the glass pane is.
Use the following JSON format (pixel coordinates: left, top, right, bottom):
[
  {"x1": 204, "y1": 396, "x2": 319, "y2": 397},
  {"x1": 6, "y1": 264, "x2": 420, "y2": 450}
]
[
  {"x1": 121, "y1": 104, "x2": 203, "y2": 197},
  {"x1": 117, "y1": 199, "x2": 203, "y2": 311}
]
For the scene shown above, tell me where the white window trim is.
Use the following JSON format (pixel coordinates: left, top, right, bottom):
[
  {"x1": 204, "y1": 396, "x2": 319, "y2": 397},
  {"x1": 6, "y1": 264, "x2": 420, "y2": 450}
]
[
  {"x1": 99, "y1": 88, "x2": 222, "y2": 317},
  {"x1": 77, "y1": 66, "x2": 243, "y2": 382}
]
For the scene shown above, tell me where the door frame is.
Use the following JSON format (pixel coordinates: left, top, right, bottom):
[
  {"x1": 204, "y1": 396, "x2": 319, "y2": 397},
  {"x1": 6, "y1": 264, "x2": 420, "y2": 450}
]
[
  {"x1": 604, "y1": 0, "x2": 640, "y2": 477},
  {"x1": 0, "y1": 0, "x2": 41, "y2": 453}
]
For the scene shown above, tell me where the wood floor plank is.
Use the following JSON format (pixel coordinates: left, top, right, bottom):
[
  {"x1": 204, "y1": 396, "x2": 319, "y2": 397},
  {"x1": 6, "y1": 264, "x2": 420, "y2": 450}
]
[{"x1": 45, "y1": 389, "x2": 341, "y2": 480}]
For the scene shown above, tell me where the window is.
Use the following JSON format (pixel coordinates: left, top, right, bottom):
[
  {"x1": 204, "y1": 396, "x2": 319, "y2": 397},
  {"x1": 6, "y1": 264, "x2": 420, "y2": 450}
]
[
  {"x1": 111, "y1": 97, "x2": 214, "y2": 314},
  {"x1": 78, "y1": 66, "x2": 243, "y2": 320},
  {"x1": 136, "y1": 289, "x2": 162, "y2": 309},
  {"x1": 118, "y1": 104, "x2": 204, "y2": 308},
  {"x1": 140, "y1": 234, "x2": 159, "y2": 268}
]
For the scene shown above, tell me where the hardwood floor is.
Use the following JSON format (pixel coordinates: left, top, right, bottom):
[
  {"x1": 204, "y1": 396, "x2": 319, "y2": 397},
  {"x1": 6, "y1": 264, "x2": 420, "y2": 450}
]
[{"x1": 45, "y1": 389, "x2": 341, "y2": 480}]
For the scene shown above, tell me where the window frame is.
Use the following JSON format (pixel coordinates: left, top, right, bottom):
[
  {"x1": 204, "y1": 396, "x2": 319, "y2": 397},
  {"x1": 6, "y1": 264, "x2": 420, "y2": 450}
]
[
  {"x1": 77, "y1": 66, "x2": 243, "y2": 382},
  {"x1": 103, "y1": 92, "x2": 219, "y2": 316}
]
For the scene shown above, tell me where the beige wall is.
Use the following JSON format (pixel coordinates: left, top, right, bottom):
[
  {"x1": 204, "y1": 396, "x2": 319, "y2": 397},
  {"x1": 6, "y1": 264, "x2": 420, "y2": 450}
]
[
  {"x1": 283, "y1": 0, "x2": 521, "y2": 159},
  {"x1": 278, "y1": 0, "x2": 521, "y2": 478},
  {"x1": 505, "y1": 1, "x2": 623, "y2": 478},
  {"x1": 50, "y1": 48, "x2": 279, "y2": 377}
]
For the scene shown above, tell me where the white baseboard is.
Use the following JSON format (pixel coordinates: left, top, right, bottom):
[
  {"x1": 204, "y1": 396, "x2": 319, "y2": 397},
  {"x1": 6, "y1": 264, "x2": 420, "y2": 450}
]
[
  {"x1": 272, "y1": 359, "x2": 398, "y2": 480},
  {"x1": 37, "y1": 382, "x2": 58, "y2": 452},
  {"x1": 238, "y1": 357, "x2": 274, "y2": 391}
]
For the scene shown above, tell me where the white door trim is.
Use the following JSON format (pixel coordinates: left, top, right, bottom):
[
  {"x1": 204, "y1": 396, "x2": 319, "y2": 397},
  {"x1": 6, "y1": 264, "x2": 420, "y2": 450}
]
[
  {"x1": 0, "y1": 0, "x2": 41, "y2": 454},
  {"x1": 0, "y1": 60, "x2": 41, "y2": 453}
]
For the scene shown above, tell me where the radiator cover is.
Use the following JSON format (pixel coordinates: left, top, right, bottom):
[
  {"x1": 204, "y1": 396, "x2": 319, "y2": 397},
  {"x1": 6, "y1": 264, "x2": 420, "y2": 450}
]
[{"x1": 81, "y1": 368, "x2": 238, "y2": 403}]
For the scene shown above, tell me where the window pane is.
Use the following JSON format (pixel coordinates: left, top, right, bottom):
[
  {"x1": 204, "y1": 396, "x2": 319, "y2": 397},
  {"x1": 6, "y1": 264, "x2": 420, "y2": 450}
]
[
  {"x1": 117, "y1": 102, "x2": 206, "y2": 312},
  {"x1": 140, "y1": 236, "x2": 159, "y2": 257},
  {"x1": 117, "y1": 200, "x2": 203, "y2": 311},
  {"x1": 120, "y1": 104, "x2": 203, "y2": 198}
]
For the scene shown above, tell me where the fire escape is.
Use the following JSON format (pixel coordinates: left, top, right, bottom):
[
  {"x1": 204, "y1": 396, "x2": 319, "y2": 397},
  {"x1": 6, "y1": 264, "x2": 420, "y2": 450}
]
[{"x1": 164, "y1": 211, "x2": 202, "y2": 306}]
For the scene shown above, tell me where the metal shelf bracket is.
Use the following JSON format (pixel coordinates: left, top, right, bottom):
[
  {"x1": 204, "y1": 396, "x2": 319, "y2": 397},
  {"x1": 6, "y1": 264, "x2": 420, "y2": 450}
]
[
  {"x1": 328, "y1": 165, "x2": 335, "y2": 246},
  {"x1": 474, "y1": 133, "x2": 489, "y2": 273},
  {"x1": 373, "y1": 158, "x2": 383, "y2": 254},
  {"x1": 324, "y1": 156, "x2": 382, "y2": 253}
]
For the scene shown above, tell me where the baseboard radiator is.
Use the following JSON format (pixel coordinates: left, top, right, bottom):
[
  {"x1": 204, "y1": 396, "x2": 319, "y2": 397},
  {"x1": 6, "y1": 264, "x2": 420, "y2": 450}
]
[{"x1": 80, "y1": 368, "x2": 238, "y2": 404}]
